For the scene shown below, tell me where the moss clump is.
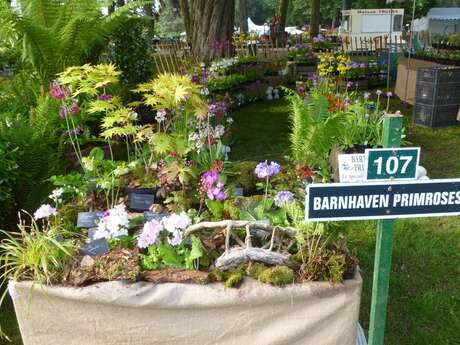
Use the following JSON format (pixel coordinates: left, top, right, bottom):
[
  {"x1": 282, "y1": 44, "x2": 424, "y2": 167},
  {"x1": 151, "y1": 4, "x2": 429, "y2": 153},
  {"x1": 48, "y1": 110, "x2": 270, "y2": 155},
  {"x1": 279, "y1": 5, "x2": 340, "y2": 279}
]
[
  {"x1": 225, "y1": 271, "x2": 244, "y2": 288},
  {"x1": 258, "y1": 266, "x2": 294, "y2": 286},
  {"x1": 230, "y1": 161, "x2": 259, "y2": 194},
  {"x1": 210, "y1": 268, "x2": 245, "y2": 288},
  {"x1": 209, "y1": 269, "x2": 225, "y2": 282},
  {"x1": 246, "y1": 262, "x2": 268, "y2": 279}
]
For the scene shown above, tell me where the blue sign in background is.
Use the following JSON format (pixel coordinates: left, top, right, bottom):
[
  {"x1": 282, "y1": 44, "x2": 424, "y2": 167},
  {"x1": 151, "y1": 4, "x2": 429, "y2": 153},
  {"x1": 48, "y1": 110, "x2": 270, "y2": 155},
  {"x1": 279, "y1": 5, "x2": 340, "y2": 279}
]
[{"x1": 306, "y1": 180, "x2": 460, "y2": 221}]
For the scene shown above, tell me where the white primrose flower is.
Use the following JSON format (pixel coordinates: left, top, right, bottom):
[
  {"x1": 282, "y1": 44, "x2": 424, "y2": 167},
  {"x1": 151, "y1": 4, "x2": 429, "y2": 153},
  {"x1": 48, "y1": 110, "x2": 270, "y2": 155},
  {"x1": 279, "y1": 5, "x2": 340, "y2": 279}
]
[
  {"x1": 226, "y1": 117, "x2": 234, "y2": 124},
  {"x1": 214, "y1": 125, "x2": 226, "y2": 138},
  {"x1": 34, "y1": 204, "x2": 57, "y2": 220},
  {"x1": 160, "y1": 212, "x2": 191, "y2": 246},
  {"x1": 49, "y1": 188, "x2": 64, "y2": 202},
  {"x1": 94, "y1": 204, "x2": 129, "y2": 240}
]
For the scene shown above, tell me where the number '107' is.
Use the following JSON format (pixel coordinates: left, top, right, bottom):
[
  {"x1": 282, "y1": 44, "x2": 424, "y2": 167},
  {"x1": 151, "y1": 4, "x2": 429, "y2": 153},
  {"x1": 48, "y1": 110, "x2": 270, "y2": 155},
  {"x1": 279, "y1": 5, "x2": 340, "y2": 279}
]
[{"x1": 373, "y1": 156, "x2": 413, "y2": 175}]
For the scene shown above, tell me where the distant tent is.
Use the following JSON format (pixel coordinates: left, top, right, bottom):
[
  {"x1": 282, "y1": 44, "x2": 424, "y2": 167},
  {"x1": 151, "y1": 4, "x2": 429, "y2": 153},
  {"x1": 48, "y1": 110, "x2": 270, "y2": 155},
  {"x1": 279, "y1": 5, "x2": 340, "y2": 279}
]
[
  {"x1": 247, "y1": 18, "x2": 269, "y2": 35},
  {"x1": 285, "y1": 27, "x2": 304, "y2": 35},
  {"x1": 412, "y1": 7, "x2": 460, "y2": 34}
]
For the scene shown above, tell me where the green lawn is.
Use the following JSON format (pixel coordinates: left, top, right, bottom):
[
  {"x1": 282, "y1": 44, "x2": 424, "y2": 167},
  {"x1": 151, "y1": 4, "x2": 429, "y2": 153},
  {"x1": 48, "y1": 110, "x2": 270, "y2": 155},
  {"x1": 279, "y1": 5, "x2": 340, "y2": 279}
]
[{"x1": 2, "y1": 96, "x2": 460, "y2": 345}]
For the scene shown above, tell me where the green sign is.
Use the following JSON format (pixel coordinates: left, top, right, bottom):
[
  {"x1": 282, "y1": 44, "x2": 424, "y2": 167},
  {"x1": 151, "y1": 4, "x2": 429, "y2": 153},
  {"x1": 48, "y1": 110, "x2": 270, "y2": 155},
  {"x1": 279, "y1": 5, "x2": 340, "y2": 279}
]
[{"x1": 365, "y1": 147, "x2": 420, "y2": 181}]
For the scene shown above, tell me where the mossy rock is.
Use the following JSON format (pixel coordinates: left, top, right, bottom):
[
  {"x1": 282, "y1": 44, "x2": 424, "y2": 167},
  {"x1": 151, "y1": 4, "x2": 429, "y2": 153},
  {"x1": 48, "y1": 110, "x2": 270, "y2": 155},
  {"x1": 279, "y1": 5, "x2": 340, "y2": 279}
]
[
  {"x1": 258, "y1": 265, "x2": 294, "y2": 286},
  {"x1": 229, "y1": 161, "x2": 259, "y2": 194}
]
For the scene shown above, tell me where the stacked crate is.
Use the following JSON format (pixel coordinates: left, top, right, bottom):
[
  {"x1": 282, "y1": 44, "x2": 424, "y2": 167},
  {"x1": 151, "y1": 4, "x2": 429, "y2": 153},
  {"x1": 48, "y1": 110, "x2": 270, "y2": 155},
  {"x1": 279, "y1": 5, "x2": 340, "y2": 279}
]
[{"x1": 413, "y1": 67, "x2": 460, "y2": 127}]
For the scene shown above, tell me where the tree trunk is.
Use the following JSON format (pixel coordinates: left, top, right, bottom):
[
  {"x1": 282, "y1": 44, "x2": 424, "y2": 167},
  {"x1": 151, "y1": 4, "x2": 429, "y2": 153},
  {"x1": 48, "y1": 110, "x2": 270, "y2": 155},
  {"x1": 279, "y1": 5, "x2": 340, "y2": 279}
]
[
  {"x1": 189, "y1": 0, "x2": 235, "y2": 62},
  {"x1": 180, "y1": 0, "x2": 192, "y2": 43},
  {"x1": 277, "y1": 0, "x2": 289, "y2": 42},
  {"x1": 310, "y1": 0, "x2": 320, "y2": 39},
  {"x1": 238, "y1": 0, "x2": 248, "y2": 34}
]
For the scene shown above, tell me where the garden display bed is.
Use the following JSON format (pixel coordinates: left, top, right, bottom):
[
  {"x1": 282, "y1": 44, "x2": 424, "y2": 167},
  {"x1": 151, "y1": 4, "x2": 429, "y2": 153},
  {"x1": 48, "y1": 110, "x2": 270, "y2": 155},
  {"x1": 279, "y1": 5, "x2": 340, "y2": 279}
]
[{"x1": 11, "y1": 271, "x2": 362, "y2": 345}]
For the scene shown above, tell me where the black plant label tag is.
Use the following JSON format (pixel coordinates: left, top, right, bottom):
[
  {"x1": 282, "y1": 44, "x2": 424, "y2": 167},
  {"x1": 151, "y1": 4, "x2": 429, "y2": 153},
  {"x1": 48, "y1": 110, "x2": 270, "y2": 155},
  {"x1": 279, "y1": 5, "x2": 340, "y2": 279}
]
[
  {"x1": 79, "y1": 238, "x2": 109, "y2": 256},
  {"x1": 233, "y1": 187, "x2": 244, "y2": 197},
  {"x1": 77, "y1": 211, "x2": 103, "y2": 228},
  {"x1": 129, "y1": 193, "x2": 155, "y2": 211},
  {"x1": 144, "y1": 211, "x2": 167, "y2": 222}
]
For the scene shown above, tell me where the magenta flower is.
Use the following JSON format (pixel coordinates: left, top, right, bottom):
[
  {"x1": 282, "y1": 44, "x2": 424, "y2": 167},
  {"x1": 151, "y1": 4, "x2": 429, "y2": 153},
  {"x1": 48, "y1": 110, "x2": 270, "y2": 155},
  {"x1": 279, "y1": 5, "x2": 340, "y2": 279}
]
[
  {"x1": 207, "y1": 182, "x2": 227, "y2": 201},
  {"x1": 50, "y1": 81, "x2": 67, "y2": 100},
  {"x1": 69, "y1": 102, "x2": 79, "y2": 115},
  {"x1": 59, "y1": 106, "x2": 67, "y2": 119},
  {"x1": 99, "y1": 94, "x2": 113, "y2": 101},
  {"x1": 201, "y1": 170, "x2": 219, "y2": 188}
]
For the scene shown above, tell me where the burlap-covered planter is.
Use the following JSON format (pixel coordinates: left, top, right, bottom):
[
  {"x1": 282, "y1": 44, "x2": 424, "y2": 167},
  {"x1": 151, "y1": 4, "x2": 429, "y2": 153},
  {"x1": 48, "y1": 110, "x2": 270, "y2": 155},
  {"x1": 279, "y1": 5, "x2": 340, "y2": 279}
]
[{"x1": 12, "y1": 271, "x2": 362, "y2": 345}]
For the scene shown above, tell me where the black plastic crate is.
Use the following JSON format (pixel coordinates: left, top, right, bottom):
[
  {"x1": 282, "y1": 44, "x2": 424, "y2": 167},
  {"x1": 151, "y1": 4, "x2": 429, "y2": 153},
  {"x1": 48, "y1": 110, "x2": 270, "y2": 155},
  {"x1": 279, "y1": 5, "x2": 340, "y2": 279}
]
[
  {"x1": 412, "y1": 103, "x2": 459, "y2": 128},
  {"x1": 415, "y1": 81, "x2": 460, "y2": 105},
  {"x1": 417, "y1": 67, "x2": 460, "y2": 84}
]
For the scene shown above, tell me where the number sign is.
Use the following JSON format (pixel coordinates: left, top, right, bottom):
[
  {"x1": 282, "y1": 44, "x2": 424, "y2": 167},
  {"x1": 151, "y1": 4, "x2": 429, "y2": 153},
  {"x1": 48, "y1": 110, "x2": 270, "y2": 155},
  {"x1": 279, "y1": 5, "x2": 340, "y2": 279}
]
[{"x1": 365, "y1": 147, "x2": 420, "y2": 181}]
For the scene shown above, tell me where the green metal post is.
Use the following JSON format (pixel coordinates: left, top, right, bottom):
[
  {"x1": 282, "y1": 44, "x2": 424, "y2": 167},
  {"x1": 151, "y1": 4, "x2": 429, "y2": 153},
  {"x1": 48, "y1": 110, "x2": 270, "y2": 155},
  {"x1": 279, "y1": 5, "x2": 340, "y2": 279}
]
[{"x1": 368, "y1": 114, "x2": 403, "y2": 345}]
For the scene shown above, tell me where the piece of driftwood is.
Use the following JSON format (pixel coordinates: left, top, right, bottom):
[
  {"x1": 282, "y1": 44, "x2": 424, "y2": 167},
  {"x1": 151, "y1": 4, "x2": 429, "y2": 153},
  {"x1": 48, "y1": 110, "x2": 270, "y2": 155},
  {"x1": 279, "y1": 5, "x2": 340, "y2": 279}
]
[
  {"x1": 142, "y1": 269, "x2": 209, "y2": 284},
  {"x1": 215, "y1": 248, "x2": 292, "y2": 271},
  {"x1": 184, "y1": 220, "x2": 296, "y2": 239},
  {"x1": 185, "y1": 221, "x2": 295, "y2": 271}
]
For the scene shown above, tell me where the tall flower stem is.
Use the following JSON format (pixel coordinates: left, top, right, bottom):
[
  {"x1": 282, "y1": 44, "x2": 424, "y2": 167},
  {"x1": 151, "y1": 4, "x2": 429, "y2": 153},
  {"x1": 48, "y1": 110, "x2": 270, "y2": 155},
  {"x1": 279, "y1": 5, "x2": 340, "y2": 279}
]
[{"x1": 263, "y1": 176, "x2": 269, "y2": 209}]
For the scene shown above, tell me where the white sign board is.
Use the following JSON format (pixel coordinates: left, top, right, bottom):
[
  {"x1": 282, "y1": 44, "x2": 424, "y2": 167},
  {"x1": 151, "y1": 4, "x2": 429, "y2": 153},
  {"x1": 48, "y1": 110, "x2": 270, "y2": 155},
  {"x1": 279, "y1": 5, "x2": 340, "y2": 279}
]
[
  {"x1": 338, "y1": 154, "x2": 365, "y2": 183},
  {"x1": 361, "y1": 14, "x2": 391, "y2": 33}
]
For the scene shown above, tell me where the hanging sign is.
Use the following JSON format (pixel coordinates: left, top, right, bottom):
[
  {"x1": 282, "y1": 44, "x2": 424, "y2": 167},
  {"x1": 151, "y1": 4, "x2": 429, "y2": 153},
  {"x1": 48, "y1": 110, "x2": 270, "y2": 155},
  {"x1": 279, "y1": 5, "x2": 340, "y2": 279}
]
[
  {"x1": 306, "y1": 179, "x2": 460, "y2": 221},
  {"x1": 365, "y1": 147, "x2": 420, "y2": 181}
]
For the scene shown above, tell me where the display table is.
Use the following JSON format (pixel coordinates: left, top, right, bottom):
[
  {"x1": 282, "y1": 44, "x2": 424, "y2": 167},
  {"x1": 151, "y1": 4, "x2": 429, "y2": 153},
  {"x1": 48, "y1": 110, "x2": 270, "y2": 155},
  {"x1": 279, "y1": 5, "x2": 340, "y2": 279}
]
[{"x1": 11, "y1": 272, "x2": 362, "y2": 345}]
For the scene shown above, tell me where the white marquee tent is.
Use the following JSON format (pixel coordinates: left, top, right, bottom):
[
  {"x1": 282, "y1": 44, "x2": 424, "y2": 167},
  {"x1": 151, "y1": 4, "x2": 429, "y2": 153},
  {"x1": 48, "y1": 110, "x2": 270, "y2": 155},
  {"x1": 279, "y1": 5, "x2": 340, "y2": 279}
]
[{"x1": 411, "y1": 7, "x2": 460, "y2": 34}]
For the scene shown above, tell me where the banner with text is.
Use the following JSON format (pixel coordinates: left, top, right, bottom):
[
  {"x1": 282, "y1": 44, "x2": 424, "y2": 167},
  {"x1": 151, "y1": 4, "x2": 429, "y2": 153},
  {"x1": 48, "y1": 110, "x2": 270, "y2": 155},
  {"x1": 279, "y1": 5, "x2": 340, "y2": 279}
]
[{"x1": 306, "y1": 179, "x2": 460, "y2": 221}]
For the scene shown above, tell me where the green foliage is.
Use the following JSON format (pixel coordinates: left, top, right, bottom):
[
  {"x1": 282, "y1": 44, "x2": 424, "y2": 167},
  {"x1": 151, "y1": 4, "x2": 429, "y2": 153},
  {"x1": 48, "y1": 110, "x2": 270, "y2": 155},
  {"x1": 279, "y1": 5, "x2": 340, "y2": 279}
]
[
  {"x1": 207, "y1": 72, "x2": 259, "y2": 93},
  {"x1": 0, "y1": 212, "x2": 76, "y2": 289},
  {"x1": 3, "y1": 0, "x2": 149, "y2": 84},
  {"x1": 340, "y1": 100, "x2": 383, "y2": 149},
  {"x1": 0, "y1": 112, "x2": 64, "y2": 222},
  {"x1": 140, "y1": 235, "x2": 204, "y2": 270},
  {"x1": 287, "y1": 89, "x2": 348, "y2": 180},
  {"x1": 228, "y1": 161, "x2": 259, "y2": 194},
  {"x1": 108, "y1": 17, "x2": 154, "y2": 87}
]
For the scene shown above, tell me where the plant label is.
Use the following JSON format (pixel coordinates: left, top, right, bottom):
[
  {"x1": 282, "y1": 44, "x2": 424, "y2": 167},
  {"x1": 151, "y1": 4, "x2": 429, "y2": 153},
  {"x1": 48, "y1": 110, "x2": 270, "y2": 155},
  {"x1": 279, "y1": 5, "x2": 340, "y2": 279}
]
[
  {"x1": 233, "y1": 187, "x2": 244, "y2": 196},
  {"x1": 144, "y1": 211, "x2": 167, "y2": 222},
  {"x1": 77, "y1": 211, "x2": 103, "y2": 228},
  {"x1": 87, "y1": 227, "x2": 99, "y2": 241},
  {"x1": 338, "y1": 154, "x2": 365, "y2": 183},
  {"x1": 130, "y1": 193, "x2": 155, "y2": 211},
  {"x1": 306, "y1": 179, "x2": 460, "y2": 221},
  {"x1": 78, "y1": 238, "x2": 109, "y2": 256},
  {"x1": 365, "y1": 147, "x2": 420, "y2": 181}
]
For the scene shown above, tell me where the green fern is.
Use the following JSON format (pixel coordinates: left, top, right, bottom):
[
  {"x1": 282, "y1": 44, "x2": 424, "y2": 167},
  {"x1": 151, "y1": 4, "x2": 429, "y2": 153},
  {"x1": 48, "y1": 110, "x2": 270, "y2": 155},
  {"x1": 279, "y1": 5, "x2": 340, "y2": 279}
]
[
  {"x1": 287, "y1": 90, "x2": 348, "y2": 180},
  {"x1": 7, "y1": 0, "x2": 152, "y2": 85}
]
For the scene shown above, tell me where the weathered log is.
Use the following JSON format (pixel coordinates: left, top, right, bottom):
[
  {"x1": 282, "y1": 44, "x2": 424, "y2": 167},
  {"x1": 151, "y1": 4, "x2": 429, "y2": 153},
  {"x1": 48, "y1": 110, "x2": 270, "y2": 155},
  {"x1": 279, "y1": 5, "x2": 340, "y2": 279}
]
[
  {"x1": 142, "y1": 269, "x2": 209, "y2": 285},
  {"x1": 215, "y1": 247, "x2": 292, "y2": 271},
  {"x1": 184, "y1": 221, "x2": 296, "y2": 239}
]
